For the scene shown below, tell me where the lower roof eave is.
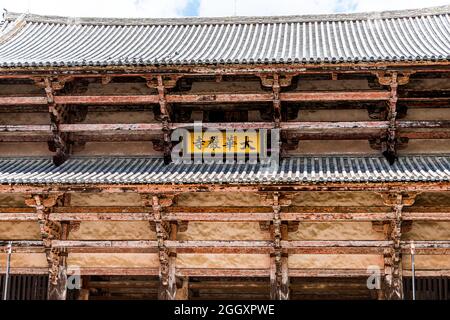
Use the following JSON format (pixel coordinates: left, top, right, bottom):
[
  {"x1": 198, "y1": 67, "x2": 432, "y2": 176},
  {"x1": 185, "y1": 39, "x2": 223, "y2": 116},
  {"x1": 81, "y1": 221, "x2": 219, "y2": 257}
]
[{"x1": 0, "y1": 181, "x2": 449, "y2": 194}]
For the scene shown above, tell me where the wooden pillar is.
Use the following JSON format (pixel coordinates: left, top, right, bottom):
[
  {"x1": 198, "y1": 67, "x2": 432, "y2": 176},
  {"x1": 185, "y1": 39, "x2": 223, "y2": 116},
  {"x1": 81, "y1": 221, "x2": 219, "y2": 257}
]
[
  {"x1": 146, "y1": 75, "x2": 181, "y2": 164},
  {"x1": 34, "y1": 77, "x2": 84, "y2": 166},
  {"x1": 77, "y1": 276, "x2": 90, "y2": 300},
  {"x1": 25, "y1": 193, "x2": 69, "y2": 300},
  {"x1": 267, "y1": 192, "x2": 290, "y2": 300},
  {"x1": 280, "y1": 224, "x2": 290, "y2": 300},
  {"x1": 258, "y1": 73, "x2": 296, "y2": 156},
  {"x1": 175, "y1": 277, "x2": 189, "y2": 300},
  {"x1": 375, "y1": 72, "x2": 411, "y2": 164},
  {"x1": 379, "y1": 192, "x2": 417, "y2": 300},
  {"x1": 142, "y1": 194, "x2": 178, "y2": 300}
]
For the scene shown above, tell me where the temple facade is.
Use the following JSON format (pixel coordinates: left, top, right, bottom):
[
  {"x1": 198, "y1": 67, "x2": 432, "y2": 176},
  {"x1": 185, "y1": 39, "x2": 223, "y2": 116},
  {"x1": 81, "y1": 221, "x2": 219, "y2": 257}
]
[{"x1": 0, "y1": 6, "x2": 450, "y2": 300}]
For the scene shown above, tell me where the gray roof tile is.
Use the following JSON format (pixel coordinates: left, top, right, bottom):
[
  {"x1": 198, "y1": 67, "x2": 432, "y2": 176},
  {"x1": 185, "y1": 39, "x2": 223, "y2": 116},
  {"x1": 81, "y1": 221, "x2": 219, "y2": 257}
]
[
  {"x1": 0, "y1": 156, "x2": 448, "y2": 185},
  {"x1": 0, "y1": 6, "x2": 449, "y2": 67}
]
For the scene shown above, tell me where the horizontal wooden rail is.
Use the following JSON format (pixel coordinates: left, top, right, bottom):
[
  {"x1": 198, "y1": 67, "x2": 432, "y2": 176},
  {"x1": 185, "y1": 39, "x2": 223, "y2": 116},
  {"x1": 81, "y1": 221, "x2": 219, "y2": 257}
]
[
  {"x1": 0, "y1": 91, "x2": 391, "y2": 106},
  {"x1": 2, "y1": 240, "x2": 447, "y2": 255},
  {"x1": 3, "y1": 131, "x2": 450, "y2": 142},
  {"x1": 1, "y1": 267, "x2": 448, "y2": 277},
  {"x1": 2, "y1": 121, "x2": 450, "y2": 134},
  {"x1": 2, "y1": 206, "x2": 450, "y2": 222}
]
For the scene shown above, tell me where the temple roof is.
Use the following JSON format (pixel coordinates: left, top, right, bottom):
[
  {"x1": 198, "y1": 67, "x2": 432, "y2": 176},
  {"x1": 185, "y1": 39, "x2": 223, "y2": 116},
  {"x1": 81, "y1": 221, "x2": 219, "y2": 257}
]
[
  {"x1": 0, "y1": 156, "x2": 448, "y2": 185},
  {"x1": 0, "y1": 6, "x2": 449, "y2": 68}
]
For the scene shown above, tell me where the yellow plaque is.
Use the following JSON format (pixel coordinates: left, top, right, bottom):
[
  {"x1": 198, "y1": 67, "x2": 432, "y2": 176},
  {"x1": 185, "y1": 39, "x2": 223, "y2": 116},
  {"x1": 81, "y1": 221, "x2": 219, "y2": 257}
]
[{"x1": 188, "y1": 131, "x2": 259, "y2": 154}]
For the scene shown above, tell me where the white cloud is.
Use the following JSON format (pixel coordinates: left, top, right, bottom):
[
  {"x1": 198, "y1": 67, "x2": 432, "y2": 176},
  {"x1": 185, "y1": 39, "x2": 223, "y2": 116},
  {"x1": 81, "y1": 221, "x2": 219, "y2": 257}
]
[
  {"x1": 0, "y1": 0, "x2": 449, "y2": 18},
  {"x1": 198, "y1": 0, "x2": 450, "y2": 17},
  {"x1": 199, "y1": 0, "x2": 339, "y2": 16},
  {"x1": 353, "y1": 0, "x2": 450, "y2": 12},
  {"x1": 0, "y1": 0, "x2": 191, "y2": 18}
]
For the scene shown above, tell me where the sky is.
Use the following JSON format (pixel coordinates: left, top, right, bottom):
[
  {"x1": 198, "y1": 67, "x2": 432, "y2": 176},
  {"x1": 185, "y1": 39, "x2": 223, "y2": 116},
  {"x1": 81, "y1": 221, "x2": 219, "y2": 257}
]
[{"x1": 0, "y1": 0, "x2": 449, "y2": 18}]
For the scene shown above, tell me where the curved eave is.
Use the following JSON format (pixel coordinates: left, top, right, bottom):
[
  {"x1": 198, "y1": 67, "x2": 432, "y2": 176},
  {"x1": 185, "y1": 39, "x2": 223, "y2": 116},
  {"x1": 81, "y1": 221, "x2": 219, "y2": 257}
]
[
  {"x1": 1, "y1": 6, "x2": 449, "y2": 71},
  {"x1": 0, "y1": 60, "x2": 449, "y2": 75},
  {"x1": 1, "y1": 181, "x2": 449, "y2": 194}
]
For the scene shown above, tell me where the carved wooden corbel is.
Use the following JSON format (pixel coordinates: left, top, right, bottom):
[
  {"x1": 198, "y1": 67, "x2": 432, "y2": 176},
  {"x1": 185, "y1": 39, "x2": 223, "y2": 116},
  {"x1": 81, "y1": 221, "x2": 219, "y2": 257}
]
[
  {"x1": 258, "y1": 73, "x2": 295, "y2": 127},
  {"x1": 33, "y1": 76, "x2": 75, "y2": 92},
  {"x1": 374, "y1": 71, "x2": 413, "y2": 87},
  {"x1": 258, "y1": 73, "x2": 296, "y2": 88}
]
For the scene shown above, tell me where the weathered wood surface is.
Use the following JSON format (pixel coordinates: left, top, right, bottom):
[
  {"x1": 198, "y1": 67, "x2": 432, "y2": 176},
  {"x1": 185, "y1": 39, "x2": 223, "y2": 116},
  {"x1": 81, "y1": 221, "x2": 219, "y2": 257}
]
[{"x1": 3, "y1": 206, "x2": 450, "y2": 221}]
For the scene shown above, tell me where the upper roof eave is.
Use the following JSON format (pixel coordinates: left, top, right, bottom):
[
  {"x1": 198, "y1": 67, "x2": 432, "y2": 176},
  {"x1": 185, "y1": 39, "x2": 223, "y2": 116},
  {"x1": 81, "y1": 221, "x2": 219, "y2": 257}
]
[{"x1": 3, "y1": 5, "x2": 450, "y2": 26}]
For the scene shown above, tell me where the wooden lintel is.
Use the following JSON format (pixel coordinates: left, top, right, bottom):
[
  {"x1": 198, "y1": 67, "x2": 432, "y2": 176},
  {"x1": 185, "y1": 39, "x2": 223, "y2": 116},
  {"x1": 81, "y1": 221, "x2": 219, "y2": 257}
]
[
  {"x1": 0, "y1": 182, "x2": 449, "y2": 194},
  {"x1": 3, "y1": 120, "x2": 450, "y2": 135},
  {"x1": 38, "y1": 239, "x2": 450, "y2": 255},
  {"x1": 0, "y1": 90, "x2": 391, "y2": 106},
  {"x1": 3, "y1": 267, "x2": 449, "y2": 278},
  {"x1": 4, "y1": 205, "x2": 450, "y2": 222}
]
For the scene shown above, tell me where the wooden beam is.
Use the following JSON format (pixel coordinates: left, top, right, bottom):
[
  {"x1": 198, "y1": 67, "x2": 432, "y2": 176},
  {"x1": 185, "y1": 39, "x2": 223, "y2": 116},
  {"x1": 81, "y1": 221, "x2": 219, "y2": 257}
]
[
  {"x1": 176, "y1": 269, "x2": 270, "y2": 277},
  {"x1": 0, "y1": 96, "x2": 48, "y2": 105},
  {"x1": 8, "y1": 240, "x2": 450, "y2": 255},
  {"x1": 0, "y1": 90, "x2": 391, "y2": 107},
  {"x1": 289, "y1": 269, "x2": 376, "y2": 277},
  {"x1": 280, "y1": 91, "x2": 391, "y2": 101},
  {"x1": 4, "y1": 206, "x2": 450, "y2": 222},
  {"x1": 2, "y1": 120, "x2": 449, "y2": 135},
  {"x1": 0, "y1": 182, "x2": 449, "y2": 195},
  {"x1": 0, "y1": 62, "x2": 449, "y2": 78}
]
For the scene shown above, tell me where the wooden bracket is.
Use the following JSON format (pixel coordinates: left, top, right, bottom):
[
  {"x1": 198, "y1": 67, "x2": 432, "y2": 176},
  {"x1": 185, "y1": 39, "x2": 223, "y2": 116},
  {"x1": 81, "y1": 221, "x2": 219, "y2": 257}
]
[
  {"x1": 369, "y1": 137, "x2": 409, "y2": 152},
  {"x1": 33, "y1": 76, "x2": 75, "y2": 92},
  {"x1": 141, "y1": 194, "x2": 177, "y2": 300},
  {"x1": 378, "y1": 193, "x2": 410, "y2": 300},
  {"x1": 38, "y1": 77, "x2": 88, "y2": 166},
  {"x1": 145, "y1": 74, "x2": 183, "y2": 90},
  {"x1": 373, "y1": 72, "x2": 412, "y2": 165},
  {"x1": 259, "y1": 192, "x2": 294, "y2": 207},
  {"x1": 379, "y1": 192, "x2": 418, "y2": 207},
  {"x1": 263, "y1": 192, "x2": 290, "y2": 300},
  {"x1": 258, "y1": 73, "x2": 296, "y2": 128},
  {"x1": 145, "y1": 75, "x2": 182, "y2": 164},
  {"x1": 385, "y1": 73, "x2": 399, "y2": 164},
  {"x1": 258, "y1": 73, "x2": 296, "y2": 88},
  {"x1": 25, "y1": 193, "x2": 68, "y2": 300},
  {"x1": 374, "y1": 71, "x2": 413, "y2": 87}
]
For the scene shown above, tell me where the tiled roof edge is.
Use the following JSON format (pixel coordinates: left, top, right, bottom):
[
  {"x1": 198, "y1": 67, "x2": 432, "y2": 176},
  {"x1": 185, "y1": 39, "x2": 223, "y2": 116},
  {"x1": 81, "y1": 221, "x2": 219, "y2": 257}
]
[{"x1": 3, "y1": 5, "x2": 450, "y2": 26}]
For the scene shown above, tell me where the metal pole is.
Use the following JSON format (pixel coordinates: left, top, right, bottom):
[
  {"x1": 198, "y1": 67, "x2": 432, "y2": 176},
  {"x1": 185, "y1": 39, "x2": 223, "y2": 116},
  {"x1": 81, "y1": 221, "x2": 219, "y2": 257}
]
[
  {"x1": 411, "y1": 241, "x2": 416, "y2": 300},
  {"x1": 2, "y1": 241, "x2": 12, "y2": 300}
]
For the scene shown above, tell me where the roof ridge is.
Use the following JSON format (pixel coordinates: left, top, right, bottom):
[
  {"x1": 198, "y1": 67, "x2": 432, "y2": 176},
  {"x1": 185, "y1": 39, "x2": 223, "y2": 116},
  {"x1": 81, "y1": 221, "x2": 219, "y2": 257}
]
[{"x1": 3, "y1": 5, "x2": 450, "y2": 26}]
